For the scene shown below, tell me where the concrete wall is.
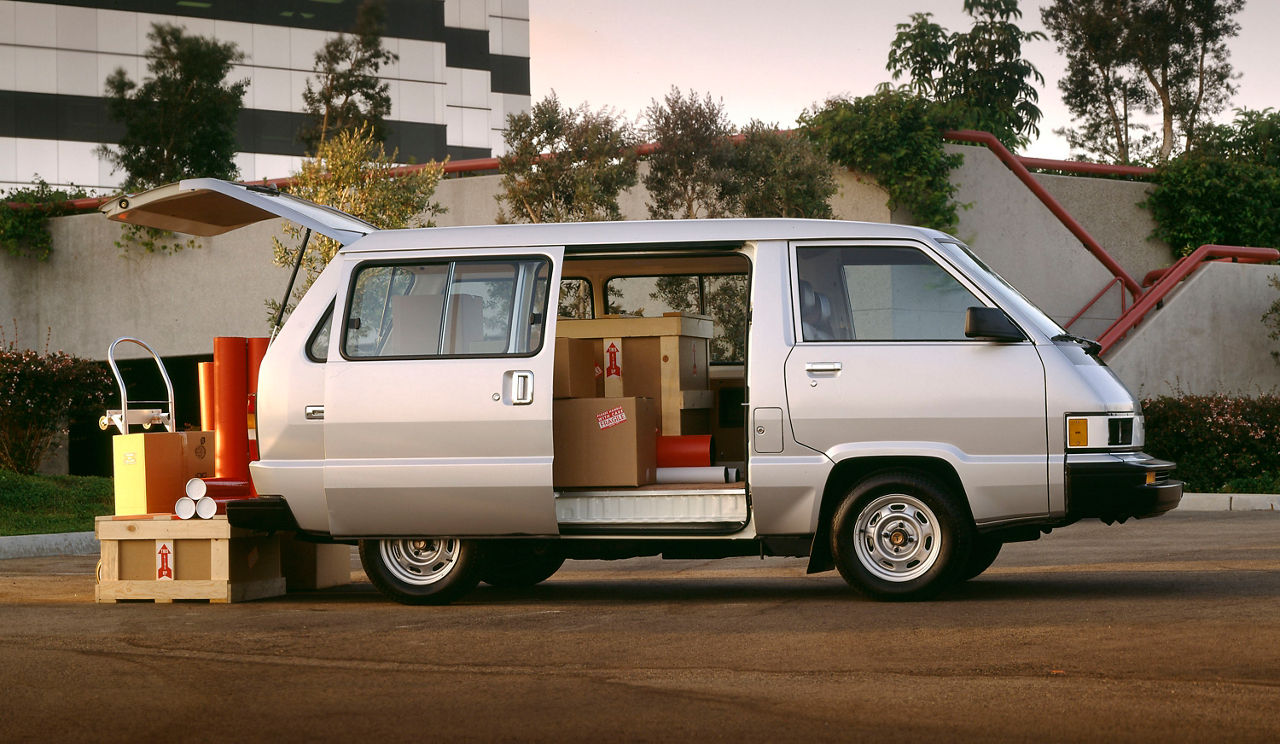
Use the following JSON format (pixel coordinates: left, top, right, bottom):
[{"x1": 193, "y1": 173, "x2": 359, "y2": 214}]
[
  {"x1": 1108, "y1": 263, "x2": 1280, "y2": 397},
  {"x1": 940, "y1": 144, "x2": 1173, "y2": 340},
  {"x1": 0, "y1": 215, "x2": 293, "y2": 360}
]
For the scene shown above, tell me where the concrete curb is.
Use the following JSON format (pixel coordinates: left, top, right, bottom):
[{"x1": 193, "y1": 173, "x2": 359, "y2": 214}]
[
  {"x1": 0, "y1": 531, "x2": 97, "y2": 560},
  {"x1": 1177, "y1": 493, "x2": 1280, "y2": 512},
  {"x1": 0, "y1": 493, "x2": 1274, "y2": 559}
]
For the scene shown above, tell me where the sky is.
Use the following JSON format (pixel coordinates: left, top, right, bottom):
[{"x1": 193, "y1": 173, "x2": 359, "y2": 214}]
[{"x1": 528, "y1": 0, "x2": 1279, "y2": 161}]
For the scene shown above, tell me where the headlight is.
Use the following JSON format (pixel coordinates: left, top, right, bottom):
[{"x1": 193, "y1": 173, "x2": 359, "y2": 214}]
[{"x1": 1066, "y1": 413, "x2": 1143, "y2": 450}]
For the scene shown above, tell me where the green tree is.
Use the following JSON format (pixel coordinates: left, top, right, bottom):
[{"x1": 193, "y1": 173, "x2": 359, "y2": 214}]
[
  {"x1": 732, "y1": 121, "x2": 835, "y2": 219},
  {"x1": 801, "y1": 91, "x2": 965, "y2": 231},
  {"x1": 98, "y1": 23, "x2": 246, "y2": 190},
  {"x1": 1041, "y1": 0, "x2": 1243, "y2": 164},
  {"x1": 887, "y1": 0, "x2": 1045, "y2": 150},
  {"x1": 641, "y1": 87, "x2": 737, "y2": 219},
  {"x1": 1042, "y1": 0, "x2": 1156, "y2": 165},
  {"x1": 299, "y1": 0, "x2": 397, "y2": 151},
  {"x1": 269, "y1": 126, "x2": 445, "y2": 321},
  {"x1": 1146, "y1": 108, "x2": 1280, "y2": 258},
  {"x1": 497, "y1": 94, "x2": 639, "y2": 223}
]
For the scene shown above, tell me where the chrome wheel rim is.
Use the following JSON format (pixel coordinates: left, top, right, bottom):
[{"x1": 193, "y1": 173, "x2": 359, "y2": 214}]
[
  {"x1": 854, "y1": 494, "x2": 941, "y2": 582},
  {"x1": 380, "y1": 538, "x2": 460, "y2": 586}
]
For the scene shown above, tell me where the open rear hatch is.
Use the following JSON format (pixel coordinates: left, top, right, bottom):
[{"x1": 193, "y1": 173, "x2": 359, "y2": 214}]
[{"x1": 100, "y1": 177, "x2": 374, "y2": 246}]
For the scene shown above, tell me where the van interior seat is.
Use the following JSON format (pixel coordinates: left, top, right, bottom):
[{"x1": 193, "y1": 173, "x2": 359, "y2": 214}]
[{"x1": 799, "y1": 280, "x2": 836, "y2": 341}]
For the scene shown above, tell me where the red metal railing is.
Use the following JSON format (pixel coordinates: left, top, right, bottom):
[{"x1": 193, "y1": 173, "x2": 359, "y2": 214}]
[
  {"x1": 1064, "y1": 276, "x2": 1128, "y2": 331},
  {"x1": 942, "y1": 130, "x2": 1145, "y2": 301},
  {"x1": 1095, "y1": 245, "x2": 1280, "y2": 354}
]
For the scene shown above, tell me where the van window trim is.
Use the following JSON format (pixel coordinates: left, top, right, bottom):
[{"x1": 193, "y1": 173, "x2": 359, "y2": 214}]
[
  {"x1": 337, "y1": 254, "x2": 555, "y2": 362},
  {"x1": 558, "y1": 276, "x2": 595, "y2": 319},
  {"x1": 790, "y1": 239, "x2": 1029, "y2": 345},
  {"x1": 305, "y1": 300, "x2": 335, "y2": 363}
]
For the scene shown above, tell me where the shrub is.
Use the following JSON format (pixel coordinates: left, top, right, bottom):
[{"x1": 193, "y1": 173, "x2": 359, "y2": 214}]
[
  {"x1": 800, "y1": 90, "x2": 965, "y2": 232},
  {"x1": 1141, "y1": 393, "x2": 1280, "y2": 492},
  {"x1": 0, "y1": 328, "x2": 114, "y2": 475},
  {"x1": 0, "y1": 177, "x2": 93, "y2": 260}
]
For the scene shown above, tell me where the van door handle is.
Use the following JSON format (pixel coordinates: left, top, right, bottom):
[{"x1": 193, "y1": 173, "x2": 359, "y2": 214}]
[
  {"x1": 804, "y1": 362, "x2": 842, "y2": 374},
  {"x1": 511, "y1": 370, "x2": 534, "y2": 405},
  {"x1": 304, "y1": 405, "x2": 325, "y2": 420}
]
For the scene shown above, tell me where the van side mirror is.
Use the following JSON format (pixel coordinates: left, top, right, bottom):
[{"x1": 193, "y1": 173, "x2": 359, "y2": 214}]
[{"x1": 965, "y1": 307, "x2": 1024, "y2": 342}]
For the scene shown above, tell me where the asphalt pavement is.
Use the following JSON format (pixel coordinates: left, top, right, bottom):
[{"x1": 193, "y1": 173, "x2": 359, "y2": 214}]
[{"x1": 1, "y1": 510, "x2": 1277, "y2": 742}]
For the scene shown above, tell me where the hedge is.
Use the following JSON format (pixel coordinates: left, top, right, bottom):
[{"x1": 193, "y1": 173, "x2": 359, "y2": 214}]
[{"x1": 1142, "y1": 393, "x2": 1280, "y2": 493}]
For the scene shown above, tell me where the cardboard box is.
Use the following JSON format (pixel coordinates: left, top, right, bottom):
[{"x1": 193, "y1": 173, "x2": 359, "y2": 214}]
[
  {"x1": 554, "y1": 337, "x2": 602, "y2": 398},
  {"x1": 280, "y1": 533, "x2": 353, "y2": 590},
  {"x1": 112, "y1": 430, "x2": 215, "y2": 516},
  {"x1": 553, "y1": 397, "x2": 658, "y2": 487}
]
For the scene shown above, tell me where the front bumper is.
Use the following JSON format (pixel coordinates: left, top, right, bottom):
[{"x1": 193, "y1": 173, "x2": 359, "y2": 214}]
[{"x1": 1066, "y1": 452, "x2": 1183, "y2": 523}]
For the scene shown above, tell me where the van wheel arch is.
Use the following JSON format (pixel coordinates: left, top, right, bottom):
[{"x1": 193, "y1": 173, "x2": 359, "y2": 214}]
[{"x1": 806, "y1": 456, "x2": 972, "y2": 575}]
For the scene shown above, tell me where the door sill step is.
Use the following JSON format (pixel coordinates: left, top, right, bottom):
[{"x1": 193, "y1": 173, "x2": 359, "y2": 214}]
[{"x1": 555, "y1": 487, "x2": 748, "y2": 532}]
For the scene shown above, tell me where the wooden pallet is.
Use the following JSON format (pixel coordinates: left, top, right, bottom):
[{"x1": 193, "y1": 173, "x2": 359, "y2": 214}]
[{"x1": 95, "y1": 515, "x2": 285, "y2": 603}]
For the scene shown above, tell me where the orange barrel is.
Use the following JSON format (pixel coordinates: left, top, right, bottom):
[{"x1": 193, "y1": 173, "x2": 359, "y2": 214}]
[
  {"x1": 246, "y1": 337, "x2": 270, "y2": 411},
  {"x1": 656, "y1": 435, "x2": 713, "y2": 468},
  {"x1": 197, "y1": 361, "x2": 216, "y2": 432},
  {"x1": 185, "y1": 477, "x2": 252, "y2": 500},
  {"x1": 213, "y1": 337, "x2": 249, "y2": 480}
]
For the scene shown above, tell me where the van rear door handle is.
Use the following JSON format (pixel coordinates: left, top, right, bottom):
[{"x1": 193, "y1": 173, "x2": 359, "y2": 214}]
[
  {"x1": 804, "y1": 362, "x2": 842, "y2": 374},
  {"x1": 304, "y1": 405, "x2": 325, "y2": 420}
]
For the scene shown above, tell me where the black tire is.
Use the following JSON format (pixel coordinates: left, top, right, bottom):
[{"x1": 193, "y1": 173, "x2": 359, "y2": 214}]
[
  {"x1": 480, "y1": 541, "x2": 565, "y2": 588},
  {"x1": 830, "y1": 471, "x2": 975, "y2": 601},
  {"x1": 359, "y1": 537, "x2": 483, "y2": 605},
  {"x1": 960, "y1": 535, "x2": 1002, "y2": 581}
]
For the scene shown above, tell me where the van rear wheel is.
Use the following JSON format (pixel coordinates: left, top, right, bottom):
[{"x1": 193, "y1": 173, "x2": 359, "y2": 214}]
[
  {"x1": 831, "y1": 471, "x2": 974, "y2": 601},
  {"x1": 359, "y1": 537, "x2": 482, "y2": 605}
]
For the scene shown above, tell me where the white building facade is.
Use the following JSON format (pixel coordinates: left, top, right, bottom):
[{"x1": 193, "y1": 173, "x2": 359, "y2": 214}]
[{"x1": 0, "y1": 0, "x2": 530, "y2": 193}]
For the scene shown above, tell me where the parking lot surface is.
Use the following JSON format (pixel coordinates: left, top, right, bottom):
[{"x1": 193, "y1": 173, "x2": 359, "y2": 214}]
[{"x1": 1, "y1": 511, "x2": 1277, "y2": 742}]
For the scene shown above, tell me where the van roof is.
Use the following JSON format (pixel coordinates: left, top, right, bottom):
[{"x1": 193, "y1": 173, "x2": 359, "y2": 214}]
[{"x1": 342, "y1": 218, "x2": 953, "y2": 254}]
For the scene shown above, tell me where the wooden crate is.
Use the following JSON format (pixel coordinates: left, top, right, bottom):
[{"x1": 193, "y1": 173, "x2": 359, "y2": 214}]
[{"x1": 95, "y1": 515, "x2": 285, "y2": 603}]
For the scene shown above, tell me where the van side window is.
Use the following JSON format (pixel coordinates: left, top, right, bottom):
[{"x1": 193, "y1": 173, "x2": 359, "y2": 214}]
[
  {"x1": 343, "y1": 258, "x2": 551, "y2": 358},
  {"x1": 306, "y1": 302, "x2": 334, "y2": 362},
  {"x1": 559, "y1": 278, "x2": 593, "y2": 318},
  {"x1": 796, "y1": 246, "x2": 982, "y2": 342}
]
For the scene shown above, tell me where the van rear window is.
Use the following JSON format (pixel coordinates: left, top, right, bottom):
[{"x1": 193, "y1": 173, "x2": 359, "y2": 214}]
[{"x1": 605, "y1": 274, "x2": 747, "y2": 363}]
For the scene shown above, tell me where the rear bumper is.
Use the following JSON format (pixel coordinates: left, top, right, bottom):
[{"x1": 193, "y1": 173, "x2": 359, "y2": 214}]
[
  {"x1": 225, "y1": 496, "x2": 299, "y2": 532},
  {"x1": 1066, "y1": 452, "x2": 1183, "y2": 523}
]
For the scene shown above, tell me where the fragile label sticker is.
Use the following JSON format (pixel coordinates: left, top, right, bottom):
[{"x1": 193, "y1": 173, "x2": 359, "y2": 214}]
[{"x1": 596, "y1": 406, "x2": 627, "y2": 429}]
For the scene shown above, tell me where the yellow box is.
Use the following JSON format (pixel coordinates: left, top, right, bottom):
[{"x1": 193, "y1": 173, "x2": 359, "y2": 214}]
[{"x1": 112, "y1": 431, "x2": 215, "y2": 516}]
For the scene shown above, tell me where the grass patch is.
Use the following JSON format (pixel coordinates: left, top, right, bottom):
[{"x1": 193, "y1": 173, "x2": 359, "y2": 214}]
[{"x1": 0, "y1": 470, "x2": 113, "y2": 536}]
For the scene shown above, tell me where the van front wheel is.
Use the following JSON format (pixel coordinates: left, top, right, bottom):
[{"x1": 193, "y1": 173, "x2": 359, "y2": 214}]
[
  {"x1": 359, "y1": 537, "x2": 482, "y2": 605},
  {"x1": 831, "y1": 472, "x2": 973, "y2": 601}
]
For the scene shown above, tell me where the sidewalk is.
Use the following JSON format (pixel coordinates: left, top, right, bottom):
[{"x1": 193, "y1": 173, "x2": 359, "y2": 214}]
[{"x1": 0, "y1": 493, "x2": 1275, "y2": 560}]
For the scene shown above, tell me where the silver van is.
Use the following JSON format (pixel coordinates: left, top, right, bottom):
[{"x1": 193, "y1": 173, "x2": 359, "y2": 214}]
[{"x1": 106, "y1": 178, "x2": 1182, "y2": 604}]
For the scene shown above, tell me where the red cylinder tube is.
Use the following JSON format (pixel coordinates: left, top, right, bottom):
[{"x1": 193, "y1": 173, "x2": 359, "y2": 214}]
[
  {"x1": 656, "y1": 435, "x2": 713, "y2": 468},
  {"x1": 213, "y1": 337, "x2": 249, "y2": 480},
  {"x1": 186, "y1": 477, "x2": 252, "y2": 500}
]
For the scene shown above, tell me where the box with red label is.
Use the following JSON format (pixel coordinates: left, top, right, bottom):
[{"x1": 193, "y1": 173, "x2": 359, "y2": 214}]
[{"x1": 552, "y1": 397, "x2": 657, "y2": 487}]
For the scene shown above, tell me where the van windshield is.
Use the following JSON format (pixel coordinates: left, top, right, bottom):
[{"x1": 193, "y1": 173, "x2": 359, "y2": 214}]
[{"x1": 938, "y1": 240, "x2": 1068, "y2": 340}]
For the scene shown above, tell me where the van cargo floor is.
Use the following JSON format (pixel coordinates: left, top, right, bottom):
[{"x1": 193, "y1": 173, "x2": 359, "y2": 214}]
[{"x1": 554, "y1": 484, "x2": 748, "y2": 534}]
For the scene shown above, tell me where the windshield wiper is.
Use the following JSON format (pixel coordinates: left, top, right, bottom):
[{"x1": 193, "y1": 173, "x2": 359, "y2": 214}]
[{"x1": 1052, "y1": 333, "x2": 1102, "y2": 357}]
